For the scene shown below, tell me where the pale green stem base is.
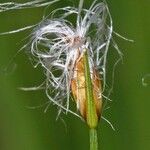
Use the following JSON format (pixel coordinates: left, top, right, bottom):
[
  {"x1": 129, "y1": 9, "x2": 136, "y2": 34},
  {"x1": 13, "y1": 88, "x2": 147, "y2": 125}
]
[{"x1": 90, "y1": 128, "x2": 98, "y2": 150}]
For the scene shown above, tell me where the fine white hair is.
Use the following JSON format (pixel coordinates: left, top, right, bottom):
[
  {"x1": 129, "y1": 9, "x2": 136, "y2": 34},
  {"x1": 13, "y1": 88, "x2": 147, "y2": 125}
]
[
  {"x1": 0, "y1": 0, "x2": 60, "y2": 12},
  {"x1": 0, "y1": 0, "x2": 126, "y2": 128},
  {"x1": 28, "y1": 0, "x2": 113, "y2": 114}
]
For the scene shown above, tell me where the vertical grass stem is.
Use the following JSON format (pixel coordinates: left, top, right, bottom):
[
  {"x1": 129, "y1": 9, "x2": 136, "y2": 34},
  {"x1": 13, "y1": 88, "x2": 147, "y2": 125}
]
[
  {"x1": 90, "y1": 128, "x2": 98, "y2": 150},
  {"x1": 83, "y1": 49, "x2": 99, "y2": 150}
]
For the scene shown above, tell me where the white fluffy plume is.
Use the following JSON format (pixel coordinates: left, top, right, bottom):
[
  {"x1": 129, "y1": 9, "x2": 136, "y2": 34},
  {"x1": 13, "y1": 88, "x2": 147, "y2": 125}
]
[
  {"x1": 28, "y1": 0, "x2": 114, "y2": 115},
  {"x1": 0, "y1": 1, "x2": 123, "y2": 128}
]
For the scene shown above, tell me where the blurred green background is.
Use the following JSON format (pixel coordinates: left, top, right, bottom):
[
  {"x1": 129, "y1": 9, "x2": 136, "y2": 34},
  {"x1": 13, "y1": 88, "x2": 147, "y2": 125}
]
[{"x1": 0, "y1": 0, "x2": 150, "y2": 150}]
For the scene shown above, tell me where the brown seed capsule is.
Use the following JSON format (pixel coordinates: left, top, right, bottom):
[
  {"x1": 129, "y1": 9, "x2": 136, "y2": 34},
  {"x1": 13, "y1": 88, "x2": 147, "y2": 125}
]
[{"x1": 71, "y1": 54, "x2": 102, "y2": 120}]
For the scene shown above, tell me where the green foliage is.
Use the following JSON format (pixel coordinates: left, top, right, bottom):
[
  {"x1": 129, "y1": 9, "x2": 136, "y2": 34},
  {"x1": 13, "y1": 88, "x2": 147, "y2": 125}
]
[{"x1": 0, "y1": 0, "x2": 150, "y2": 150}]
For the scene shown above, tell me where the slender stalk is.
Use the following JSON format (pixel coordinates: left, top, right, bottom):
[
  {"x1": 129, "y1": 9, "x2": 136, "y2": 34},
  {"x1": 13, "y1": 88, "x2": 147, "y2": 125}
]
[
  {"x1": 90, "y1": 128, "x2": 98, "y2": 150},
  {"x1": 83, "y1": 49, "x2": 99, "y2": 150},
  {"x1": 83, "y1": 49, "x2": 98, "y2": 129}
]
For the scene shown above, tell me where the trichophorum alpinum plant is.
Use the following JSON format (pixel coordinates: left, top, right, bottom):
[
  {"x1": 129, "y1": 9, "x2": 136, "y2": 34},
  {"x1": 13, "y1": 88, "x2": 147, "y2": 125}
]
[{"x1": 0, "y1": 0, "x2": 132, "y2": 149}]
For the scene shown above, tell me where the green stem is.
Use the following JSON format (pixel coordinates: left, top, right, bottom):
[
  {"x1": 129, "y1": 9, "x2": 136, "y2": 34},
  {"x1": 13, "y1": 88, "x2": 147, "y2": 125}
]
[
  {"x1": 84, "y1": 50, "x2": 98, "y2": 128},
  {"x1": 90, "y1": 128, "x2": 98, "y2": 150},
  {"x1": 83, "y1": 49, "x2": 98, "y2": 128},
  {"x1": 83, "y1": 49, "x2": 99, "y2": 150}
]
